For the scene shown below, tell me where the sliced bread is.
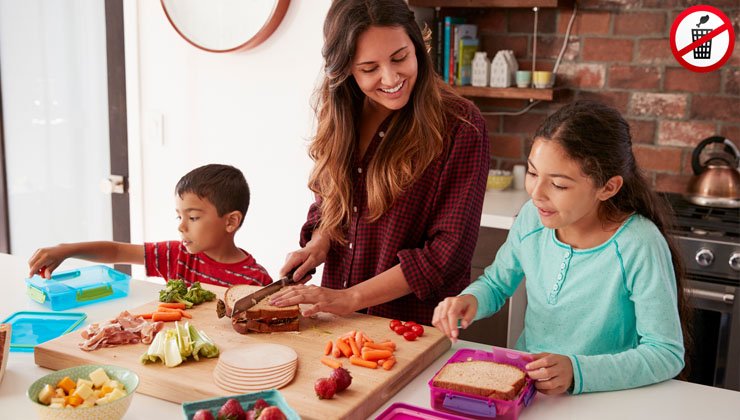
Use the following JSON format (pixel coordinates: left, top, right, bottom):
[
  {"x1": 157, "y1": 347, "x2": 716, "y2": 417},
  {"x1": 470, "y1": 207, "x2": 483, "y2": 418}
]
[
  {"x1": 222, "y1": 284, "x2": 299, "y2": 319},
  {"x1": 432, "y1": 360, "x2": 526, "y2": 401}
]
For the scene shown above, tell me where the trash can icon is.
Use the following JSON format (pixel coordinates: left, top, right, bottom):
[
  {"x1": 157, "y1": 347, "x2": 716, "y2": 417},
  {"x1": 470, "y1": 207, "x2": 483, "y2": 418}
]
[{"x1": 692, "y1": 15, "x2": 713, "y2": 59}]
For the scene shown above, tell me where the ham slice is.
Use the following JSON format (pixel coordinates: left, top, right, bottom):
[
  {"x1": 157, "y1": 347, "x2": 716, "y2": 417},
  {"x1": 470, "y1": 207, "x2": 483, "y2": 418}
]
[{"x1": 79, "y1": 311, "x2": 164, "y2": 351}]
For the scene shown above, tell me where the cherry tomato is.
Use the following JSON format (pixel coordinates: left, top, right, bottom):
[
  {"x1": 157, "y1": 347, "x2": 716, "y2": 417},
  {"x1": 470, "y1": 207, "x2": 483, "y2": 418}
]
[
  {"x1": 393, "y1": 325, "x2": 409, "y2": 335},
  {"x1": 403, "y1": 331, "x2": 418, "y2": 341},
  {"x1": 404, "y1": 320, "x2": 419, "y2": 327},
  {"x1": 410, "y1": 324, "x2": 424, "y2": 336},
  {"x1": 389, "y1": 319, "x2": 402, "y2": 330}
]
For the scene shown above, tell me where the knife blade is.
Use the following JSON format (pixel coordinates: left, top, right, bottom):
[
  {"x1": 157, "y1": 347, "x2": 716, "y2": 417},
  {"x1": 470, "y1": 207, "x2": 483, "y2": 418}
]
[{"x1": 230, "y1": 267, "x2": 315, "y2": 317}]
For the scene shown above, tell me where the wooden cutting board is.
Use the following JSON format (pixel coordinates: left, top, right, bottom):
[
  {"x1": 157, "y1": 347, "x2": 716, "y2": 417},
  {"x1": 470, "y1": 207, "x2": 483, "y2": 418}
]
[{"x1": 34, "y1": 284, "x2": 451, "y2": 419}]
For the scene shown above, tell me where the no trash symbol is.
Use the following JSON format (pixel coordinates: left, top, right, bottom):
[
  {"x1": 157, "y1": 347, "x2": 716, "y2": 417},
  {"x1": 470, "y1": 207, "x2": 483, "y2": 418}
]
[{"x1": 670, "y1": 5, "x2": 735, "y2": 72}]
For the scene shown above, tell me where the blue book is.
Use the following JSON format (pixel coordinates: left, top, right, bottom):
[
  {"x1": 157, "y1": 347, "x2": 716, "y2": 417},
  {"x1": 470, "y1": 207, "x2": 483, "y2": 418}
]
[{"x1": 443, "y1": 16, "x2": 465, "y2": 84}]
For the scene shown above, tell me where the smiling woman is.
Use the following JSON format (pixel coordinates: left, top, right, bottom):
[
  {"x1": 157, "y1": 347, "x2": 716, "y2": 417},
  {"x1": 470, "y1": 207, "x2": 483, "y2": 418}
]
[{"x1": 160, "y1": 0, "x2": 290, "y2": 52}]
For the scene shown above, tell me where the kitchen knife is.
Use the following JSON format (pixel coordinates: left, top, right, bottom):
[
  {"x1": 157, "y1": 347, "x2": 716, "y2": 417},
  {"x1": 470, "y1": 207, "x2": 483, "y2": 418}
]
[{"x1": 230, "y1": 267, "x2": 315, "y2": 317}]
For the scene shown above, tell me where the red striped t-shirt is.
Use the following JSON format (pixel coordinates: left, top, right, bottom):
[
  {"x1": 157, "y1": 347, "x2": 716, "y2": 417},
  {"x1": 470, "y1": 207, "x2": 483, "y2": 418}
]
[{"x1": 144, "y1": 241, "x2": 272, "y2": 287}]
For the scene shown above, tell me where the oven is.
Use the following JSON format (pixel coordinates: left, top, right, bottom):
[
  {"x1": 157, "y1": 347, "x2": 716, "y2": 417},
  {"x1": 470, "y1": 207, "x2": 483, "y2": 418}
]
[{"x1": 662, "y1": 192, "x2": 740, "y2": 391}]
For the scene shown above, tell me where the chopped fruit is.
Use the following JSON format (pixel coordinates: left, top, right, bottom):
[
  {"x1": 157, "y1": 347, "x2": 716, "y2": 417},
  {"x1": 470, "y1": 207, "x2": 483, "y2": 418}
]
[
  {"x1": 314, "y1": 377, "x2": 337, "y2": 399},
  {"x1": 330, "y1": 367, "x2": 353, "y2": 392}
]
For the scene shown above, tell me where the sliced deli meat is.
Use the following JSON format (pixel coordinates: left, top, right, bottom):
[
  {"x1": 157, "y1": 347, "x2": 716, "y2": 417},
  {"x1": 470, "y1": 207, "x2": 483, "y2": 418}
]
[{"x1": 79, "y1": 311, "x2": 164, "y2": 351}]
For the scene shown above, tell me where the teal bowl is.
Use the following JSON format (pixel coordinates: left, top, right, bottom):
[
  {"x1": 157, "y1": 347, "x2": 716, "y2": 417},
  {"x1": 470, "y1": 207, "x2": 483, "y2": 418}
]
[{"x1": 27, "y1": 364, "x2": 139, "y2": 420}]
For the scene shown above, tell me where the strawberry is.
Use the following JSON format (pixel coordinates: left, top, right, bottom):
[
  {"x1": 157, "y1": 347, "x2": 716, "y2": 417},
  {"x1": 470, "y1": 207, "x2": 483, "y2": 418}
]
[
  {"x1": 314, "y1": 377, "x2": 337, "y2": 399},
  {"x1": 217, "y1": 398, "x2": 246, "y2": 420},
  {"x1": 193, "y1": 409, "x2": 215, "y2": 420},
  {"x1": 258, "y1": 406, "x2": 287, "y2": 420},
  {"x1": 252, "y1": 398, "x2": 269, "y2": 412},
  {"x1": 329, "y1": 367, "x2": 353, "y2": 392}
]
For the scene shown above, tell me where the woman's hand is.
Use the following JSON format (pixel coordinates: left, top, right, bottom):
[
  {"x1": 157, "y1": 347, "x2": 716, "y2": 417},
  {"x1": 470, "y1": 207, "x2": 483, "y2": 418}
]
[
  {"x1": 432, "y1": 294, "x2": 478, "y2": 343},
  {"x1": 525, "y1": 353, "x2": 574, "y2": 395},
  {"x1": 269, "y1": 284, "x2": 356, "y2": 317},
  {"x1": 280, "y1": 233, "x2": 330, "y2": 283},
  {"x1": 28, "y1": 245, "x2": 69, "y2": 278}
]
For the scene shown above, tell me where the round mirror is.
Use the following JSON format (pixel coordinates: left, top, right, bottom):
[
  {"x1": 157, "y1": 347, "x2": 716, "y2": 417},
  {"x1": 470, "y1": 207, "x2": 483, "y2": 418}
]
[{"x1": 161, "y1": 0, "x2": 290, "y2": 53}]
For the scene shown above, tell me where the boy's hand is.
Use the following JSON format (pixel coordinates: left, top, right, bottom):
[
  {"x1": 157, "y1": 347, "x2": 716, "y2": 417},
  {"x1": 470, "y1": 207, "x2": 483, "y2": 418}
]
[
  {"x1": 280, "y1": 233, "x2": 330, "y2": 283},
  {"x1": 28, "y1": 246, "x2": 68, "y2": 279},
  {"x1": 525, "y1": 353, "x2": 574, "y2": 395},
  {"x1": 431, "y1": 294, "x2": 478, "y2": 343}
]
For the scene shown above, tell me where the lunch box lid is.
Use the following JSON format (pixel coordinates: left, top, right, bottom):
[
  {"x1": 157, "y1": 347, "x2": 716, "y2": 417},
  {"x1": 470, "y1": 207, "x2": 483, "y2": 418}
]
[{"x1": 1, "y1": 311, "x2": 86, "y2": 352}]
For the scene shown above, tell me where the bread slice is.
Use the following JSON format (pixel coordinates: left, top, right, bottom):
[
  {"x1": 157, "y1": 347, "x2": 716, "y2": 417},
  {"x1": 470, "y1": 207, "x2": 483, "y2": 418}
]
[
  {"x1": 432, "y1": 360, "x2": 526, "y2": 401},
  {"x1": 0, "y1": 324, "x2": 10, "y2": 385},
  {"x1": 224, "y1": 284, "x2": 300, "y2": 334}
]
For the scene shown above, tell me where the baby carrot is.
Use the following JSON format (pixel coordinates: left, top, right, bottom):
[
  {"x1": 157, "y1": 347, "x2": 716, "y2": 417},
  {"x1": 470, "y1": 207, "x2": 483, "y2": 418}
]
[
  {"x1": 348, "y1": 336, "x2": 361, "y2": 357},
  {"x1": 350, "y1": 355, "x2": 377, "y2": 369},
  {"x1": 324, "y1": 340, "x2": 333, "y2": 356},
  {"x1": 134, "y1": 313, "x2": 153, "y2": 319},
  {"x1": 354, "y1": 331, "x2": 364, "y2": 351},
  {"x1": 382, "y1": 357, "x2": 396, "y2": 370},
  {"x1": 362, "y1": 349, "x2": 393, "y2": 361},
  {"x1": 152, "y1": 311, "x2": 182, "y2": 322},
  {"x1": 336, "y1": 339, "x2": 352, "y2": 358},
  {"x1": 158, "y1": 302, "x2": 187, "y2": 309},
  {"x1": 340, "y1": 330, "x2": 356, "y2": 340},
  {"x1": 321, "y1": 357, "x2": 342, "y2": 369},
  {"x1": 156, "y1": 306, "x2": 182, "y2": 313},
  {"x1": 363, "y1": 341, "x2": 395, "y2": 351},
  {"x1": 332, "y1": 342, "x2": 342, "y2": 358},
  {"x1": 178, "y1": 309, "x2": 192, "y2": 319}
]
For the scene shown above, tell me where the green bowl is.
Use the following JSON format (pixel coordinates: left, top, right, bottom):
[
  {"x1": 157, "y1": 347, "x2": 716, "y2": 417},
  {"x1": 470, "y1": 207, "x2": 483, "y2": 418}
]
[{"x1": 27, "y1": 364, "x2": 139, "y2": 420}]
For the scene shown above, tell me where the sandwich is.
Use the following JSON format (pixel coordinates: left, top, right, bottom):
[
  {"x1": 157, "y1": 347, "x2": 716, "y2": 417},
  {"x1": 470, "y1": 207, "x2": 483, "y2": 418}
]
[
  {"x1": 432, "y1": 360, "x2": 527, "y2": 401},
  {"x1": 218, "y1": 285, "x2": 300, "y2": 334}
]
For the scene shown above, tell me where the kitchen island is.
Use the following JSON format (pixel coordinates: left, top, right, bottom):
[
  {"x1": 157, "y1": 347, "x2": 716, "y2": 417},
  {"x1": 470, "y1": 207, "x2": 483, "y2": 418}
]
[{"x1": 1, "y1": 253, "x2": 739, "y2": 419}]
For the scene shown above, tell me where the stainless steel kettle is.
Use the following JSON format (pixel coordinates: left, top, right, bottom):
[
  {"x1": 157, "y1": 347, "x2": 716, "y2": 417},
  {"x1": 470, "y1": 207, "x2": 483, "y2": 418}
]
[{"x1": 685, "y1": 136, "x2": 740, "y2": 208}]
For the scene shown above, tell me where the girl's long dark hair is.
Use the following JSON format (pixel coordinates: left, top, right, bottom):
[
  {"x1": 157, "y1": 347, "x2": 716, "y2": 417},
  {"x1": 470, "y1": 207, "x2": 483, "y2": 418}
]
[{"x1": 534, "y1": 100, "x2": 692, "y2": 378}]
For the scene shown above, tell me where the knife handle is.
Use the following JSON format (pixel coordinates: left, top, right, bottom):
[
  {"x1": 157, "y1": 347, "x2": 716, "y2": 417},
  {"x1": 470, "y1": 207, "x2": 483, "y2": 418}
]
[{"x1": 283, "y1": 267, "x2": 317, "y2": 284}]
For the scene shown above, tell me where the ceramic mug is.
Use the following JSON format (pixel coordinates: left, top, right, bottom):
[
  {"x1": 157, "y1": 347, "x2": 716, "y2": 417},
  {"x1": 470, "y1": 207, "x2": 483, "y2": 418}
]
[
  {"x1": 533, "y1": 71, "x2": 553, "y2": 88},
  {"x1": 515, "y1": 70, "x2": 531, "y2": 88}
]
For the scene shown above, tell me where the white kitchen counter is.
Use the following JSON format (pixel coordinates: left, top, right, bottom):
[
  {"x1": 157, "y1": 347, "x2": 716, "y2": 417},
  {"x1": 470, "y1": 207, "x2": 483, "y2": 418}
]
[
  {"x1": 481, "y1": 188, "x2": 530, "y2": 230},
  {"x1": 1, "y1": 253, "x2": 739, "y2": 419}
]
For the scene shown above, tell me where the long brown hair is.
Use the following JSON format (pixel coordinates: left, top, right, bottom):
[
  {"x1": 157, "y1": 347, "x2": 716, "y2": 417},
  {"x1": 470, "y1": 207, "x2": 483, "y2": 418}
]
[
  {"x1": 534, "y1": 100, "x2": 692, "y2": 377},
  {"x1": 309, "y1": 0, "x2": 470, "y2": 244}
]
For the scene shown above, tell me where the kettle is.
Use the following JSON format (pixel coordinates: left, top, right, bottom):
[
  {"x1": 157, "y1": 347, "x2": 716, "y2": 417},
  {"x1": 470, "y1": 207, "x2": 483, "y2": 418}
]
[{"x1": 685, "y1": 136, "x2": 740, "y2": 208}]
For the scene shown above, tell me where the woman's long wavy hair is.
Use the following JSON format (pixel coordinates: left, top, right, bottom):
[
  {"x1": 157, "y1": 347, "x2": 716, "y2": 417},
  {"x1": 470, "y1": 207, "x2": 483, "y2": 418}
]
[
  {"x1": 309, "y1": 0, "x2": 470, "y2": 244},
  {"x1": 534, "y1": 100, "x2": 693, "y2": 378}
]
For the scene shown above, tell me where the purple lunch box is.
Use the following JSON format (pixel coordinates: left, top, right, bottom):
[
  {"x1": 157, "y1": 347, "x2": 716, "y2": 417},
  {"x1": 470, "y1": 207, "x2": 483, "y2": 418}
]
[
  {"x1": 427, "y1": 346, "x2": 537, "y2": 419},
  {"x1": 375, "y1": 402, "x2": 470, "y2": 420}
]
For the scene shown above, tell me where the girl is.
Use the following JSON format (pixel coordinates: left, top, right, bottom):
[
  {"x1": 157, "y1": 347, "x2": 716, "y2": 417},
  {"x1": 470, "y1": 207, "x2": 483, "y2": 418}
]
[
  {"x1": 271, "y1": 0, "x2": 489, "y2": 325},
  {"x1": 433, "y1": 100, "x2": 689, "y2": 395}
]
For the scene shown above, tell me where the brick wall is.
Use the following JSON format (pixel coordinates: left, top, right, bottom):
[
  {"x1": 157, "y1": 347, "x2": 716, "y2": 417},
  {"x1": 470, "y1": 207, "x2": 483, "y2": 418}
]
[{"x1": 461, "y1": 0, "x2": 739, "y2": 194}]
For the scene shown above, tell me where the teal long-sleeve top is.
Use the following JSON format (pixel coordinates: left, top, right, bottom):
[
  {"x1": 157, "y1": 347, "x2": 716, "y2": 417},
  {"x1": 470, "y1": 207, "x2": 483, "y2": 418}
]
[{"x1": 462, "y1": 200, "x2": 685, "y2": 394}]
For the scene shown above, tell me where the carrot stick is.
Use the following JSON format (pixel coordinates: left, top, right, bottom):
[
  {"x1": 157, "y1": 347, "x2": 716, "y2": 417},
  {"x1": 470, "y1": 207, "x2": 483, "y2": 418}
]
[
  {"x1": 376, "y1": 340, "x2": 396, "y2": 350},
  {"x1": 382, "y1": 357, "x2": 396, "y2": 370},
  {"x1": 134, "y1": 313, "x2": 153, "y2": 319},
  {"x1": 336, "y1": 339, "x2": 352, "y2": 358},
  {"x1": 362, "y1": 349, "x2": 393, "y2": 361},
  {"x1": 178, "y1": 309, "x2": 192, "y2": 319},
  {"x1": 354, "y1": 331, "x2": 364, "y2": 351},
  {"x1": 348, "y1": 336, "x2": 361, "y2": 357},
  {"x1": 340, "y1": 330, "x2": 356, "y2": 340},
  {"x1": 156, "y1": 306, "x2": 182, "y2": 313},
  {"x1": 158, "y1": 302, "x2": 187, "y2": 309},
  {"x1": 350, "y1": 355, "x2": 377, "y2": 369},
  {"x1": 332, "y1": 342, "x2": 342, "y2": 358},
  {"x1": 152, "y1": 311, "x2": 182, "y2": 322},
  {"x1": 321, "y1": 357, "x2": 342, "y2": 369},
  {"x1": 324, "y1": 340, "x2": 333, "y2": 356},
  {"x1": 361, "y1": 332, "x2": 373, "y2": 344},
  {"x1": 363, "y1": 341, "x2": 396, "y2": 351}
]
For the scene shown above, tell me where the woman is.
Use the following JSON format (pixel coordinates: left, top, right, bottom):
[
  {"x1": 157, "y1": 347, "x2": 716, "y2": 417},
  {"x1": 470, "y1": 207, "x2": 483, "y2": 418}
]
[{"x1": 271, "y1": 0, "x2": 489, "y2": 325}]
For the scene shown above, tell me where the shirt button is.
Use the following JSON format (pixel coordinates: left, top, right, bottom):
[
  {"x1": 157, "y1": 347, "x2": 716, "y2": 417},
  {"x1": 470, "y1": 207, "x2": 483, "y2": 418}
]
[
  {"x1": 343, "y1": 281, "x2": 348, "y2": 288},
  {"x1": 552, "y1": 284, "x2": 559, "y2": 291},
  {"x1": 357, "y1": 167, "x2": 363, "y2": 174},
  {"x1": 349, "y1": 243, "x2": 353, "y2": 249},
  {"x1": 353, "y1": 206, "x2": 358, "y2": 213},
  {"x1": 560, "y1": 263, "x2": 565, "y2": 269},
  {"x1": 565, "y1": 252, "x2": 571, "y2": 258},
  {"x1": 379, "y1": 131, "x2": 385, "y2": 138},
  {"x1": 557, "y1": 274, "x2": 563, "y2": 280}
]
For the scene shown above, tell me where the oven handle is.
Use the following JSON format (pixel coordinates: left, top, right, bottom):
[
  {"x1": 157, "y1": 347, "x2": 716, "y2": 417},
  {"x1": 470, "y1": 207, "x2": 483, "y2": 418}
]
[{"x1": 685, "y1": 287, "x2": 735, "y2": 304}]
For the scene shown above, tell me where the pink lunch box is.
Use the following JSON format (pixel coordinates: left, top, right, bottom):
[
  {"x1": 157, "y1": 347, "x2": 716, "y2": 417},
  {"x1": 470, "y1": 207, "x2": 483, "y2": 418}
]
[{"x1": 427, "y1": 346, "x2": 537, "y2": 419}]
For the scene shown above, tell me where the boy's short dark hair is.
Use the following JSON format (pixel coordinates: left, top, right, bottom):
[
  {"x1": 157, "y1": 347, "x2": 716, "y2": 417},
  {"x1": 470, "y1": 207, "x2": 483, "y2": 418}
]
[{"x1": 175, "y1": 164, "x2": 250, "y2": 227}]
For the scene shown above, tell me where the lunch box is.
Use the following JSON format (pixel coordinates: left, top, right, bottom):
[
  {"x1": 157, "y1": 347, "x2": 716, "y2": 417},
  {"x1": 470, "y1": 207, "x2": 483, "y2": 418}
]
[
  {"x1": 25, "y1": 265, "x2": 131, "y2": 311},
  {"x1": 428, "y1": 346, "x2": 536, "y2": 420}
]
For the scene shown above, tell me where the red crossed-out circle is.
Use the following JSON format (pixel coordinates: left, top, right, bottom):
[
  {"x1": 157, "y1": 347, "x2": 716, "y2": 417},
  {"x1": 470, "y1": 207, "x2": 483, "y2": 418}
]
[{"x1": 670, "y1": 5, "x2": 735, "y2": 73}]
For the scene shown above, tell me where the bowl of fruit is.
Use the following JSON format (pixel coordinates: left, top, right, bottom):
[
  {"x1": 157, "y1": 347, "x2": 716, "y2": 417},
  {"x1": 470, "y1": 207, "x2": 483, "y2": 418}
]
[
  {"x1": 182, "y1": 389, "x2": 299, "y2": 420},
  {"x1": 27, "y1": 364, "x2": 139, "y2": 420}
]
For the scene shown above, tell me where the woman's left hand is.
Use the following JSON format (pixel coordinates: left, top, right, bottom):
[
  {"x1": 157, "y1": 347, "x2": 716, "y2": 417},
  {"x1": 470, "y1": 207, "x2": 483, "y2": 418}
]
[
  {"x1": 269, "y1": 284, "x2": 355, "y2": 317},
  {"x1": 525, "y1": 353, "x2": 574, "y2": 395}
]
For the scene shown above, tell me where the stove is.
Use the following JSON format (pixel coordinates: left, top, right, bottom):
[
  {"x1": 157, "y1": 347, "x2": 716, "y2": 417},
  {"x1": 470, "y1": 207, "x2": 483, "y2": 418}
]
[{"x1": 661, "y1": 192, "x2": 740, "y2": 390}]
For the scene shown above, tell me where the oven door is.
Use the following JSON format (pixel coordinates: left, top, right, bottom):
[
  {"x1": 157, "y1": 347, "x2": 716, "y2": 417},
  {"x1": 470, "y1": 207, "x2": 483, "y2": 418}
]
[{"x1": 685, "y1": 279, "x2": 739, "y2": 390}]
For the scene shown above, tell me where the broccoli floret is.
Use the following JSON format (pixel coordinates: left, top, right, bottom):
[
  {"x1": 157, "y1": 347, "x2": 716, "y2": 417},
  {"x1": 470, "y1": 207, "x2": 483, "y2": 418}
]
[
  {"x1": 183, "y1": 282, "x2": 216, "y2": 305},
  {"x1": 158, "y1": 280, "x2": 193, "y2": 308}
]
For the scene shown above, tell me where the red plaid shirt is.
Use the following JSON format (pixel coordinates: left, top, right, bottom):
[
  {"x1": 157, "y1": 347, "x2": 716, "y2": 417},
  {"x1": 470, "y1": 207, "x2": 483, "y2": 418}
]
[
  {"x1": 300, "y1": 99, "x2": 489, "y2": 325},
  {"x1": 144, "y1": 241, "x2": 272, "y2": 287}
]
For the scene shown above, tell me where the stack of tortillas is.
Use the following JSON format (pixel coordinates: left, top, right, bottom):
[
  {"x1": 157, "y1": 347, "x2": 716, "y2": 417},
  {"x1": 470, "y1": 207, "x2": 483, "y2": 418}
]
[{"x1": 213, "y1": 343, "x2": 298, "y2": 393}]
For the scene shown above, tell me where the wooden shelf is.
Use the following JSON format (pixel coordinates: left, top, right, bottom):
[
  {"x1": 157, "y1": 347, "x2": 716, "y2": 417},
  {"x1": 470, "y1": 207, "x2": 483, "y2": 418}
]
[
  {"x1": 409, "y1": 0, "x2": 560, "y2": 8},
  {"x1": 453, "y1": 85, "x2": 554, "y2": 100}
]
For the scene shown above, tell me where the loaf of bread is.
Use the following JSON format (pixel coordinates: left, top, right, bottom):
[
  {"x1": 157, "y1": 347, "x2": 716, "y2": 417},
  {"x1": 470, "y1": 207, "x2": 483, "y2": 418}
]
[
  {"x1": 0, "y1": 324, "x2": 10, "y2": 385},
  {"x1": 432, "y1": 360, "x2": 527, "y2": 401}
]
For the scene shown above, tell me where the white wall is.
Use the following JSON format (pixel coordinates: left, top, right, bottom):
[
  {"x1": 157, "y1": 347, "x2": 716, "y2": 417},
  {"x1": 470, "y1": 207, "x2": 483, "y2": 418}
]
[{"x1": 125, "y1": 0, "x2": 332, "y2": 279}]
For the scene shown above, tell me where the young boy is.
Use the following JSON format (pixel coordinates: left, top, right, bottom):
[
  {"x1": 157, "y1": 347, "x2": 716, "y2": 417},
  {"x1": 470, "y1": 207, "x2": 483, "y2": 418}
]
[{"x1": 28, "y1": 164, "x2": 272, "y2": 287}]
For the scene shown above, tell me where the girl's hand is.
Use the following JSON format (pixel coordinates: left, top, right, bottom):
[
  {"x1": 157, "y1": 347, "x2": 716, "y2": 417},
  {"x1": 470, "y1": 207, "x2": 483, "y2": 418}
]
[
  {"x1": 28, "y1": 245, "x2": 68, "y2": 279},
  {"x1": 431, "y1": 294, "x2": 478, "y2": 343},
  {"x1": 269, "y1": 284, "x2": 355, "y2": 317},
  {"x1": 525, "y1": 353, "x2": 574, "y2": 395},
  {"x1": 279, "y1": 233, "x2": 330, "y2": 283}
]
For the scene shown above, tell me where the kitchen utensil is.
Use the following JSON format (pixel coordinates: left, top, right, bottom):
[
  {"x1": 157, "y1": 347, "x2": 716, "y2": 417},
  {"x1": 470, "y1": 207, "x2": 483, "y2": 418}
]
[
  {"x1": 181, "y1": 389, "x2": 300, "y2": 420},
  {"x1": 230, "y1": 267, "x2": 315, "y2": 317},
  {"x1": 1, "y1": 311, "x2": 86, "y2": 352},
  {"x1": 686, "y1": 136, "x2": 740, "y2": 208},
  {"x1": 27, "y1": 364, "x2": 138, "y2": 420},
  {"x1": 25, "y1": 265, "x2": 131, "y2": 311}
]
